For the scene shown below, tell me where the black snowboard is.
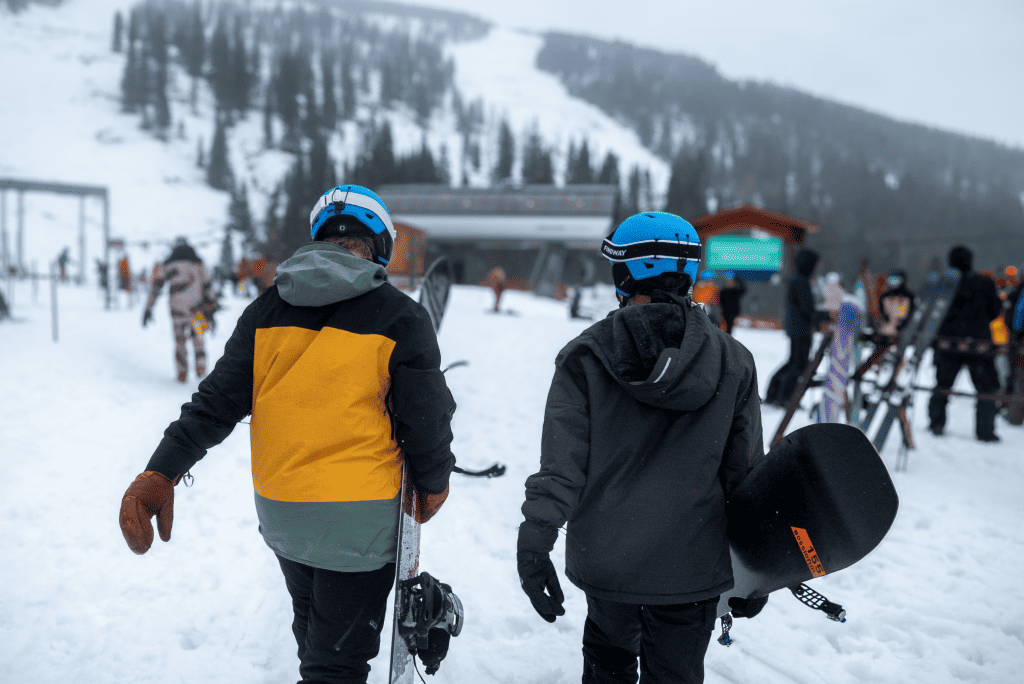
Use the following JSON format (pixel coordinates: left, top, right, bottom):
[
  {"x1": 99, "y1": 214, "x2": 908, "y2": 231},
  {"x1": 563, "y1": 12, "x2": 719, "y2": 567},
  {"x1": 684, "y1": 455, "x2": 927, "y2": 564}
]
[
  {"x1": 716, "y1": 423, "x2": 899, "y2": 617},
  {"x1": 418, "y1": 257, "x2": 453, "y2": 334}
]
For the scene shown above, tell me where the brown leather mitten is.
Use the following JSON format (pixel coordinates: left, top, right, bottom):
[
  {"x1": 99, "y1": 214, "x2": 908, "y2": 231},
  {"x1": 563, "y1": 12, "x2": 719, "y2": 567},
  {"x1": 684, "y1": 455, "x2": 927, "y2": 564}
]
[
  {"x1": 119, "y1": 471, "x2": 176, "y2": 554},
  {"x1": 416, "y1": 485, "x2": 449, "y2": 524}
]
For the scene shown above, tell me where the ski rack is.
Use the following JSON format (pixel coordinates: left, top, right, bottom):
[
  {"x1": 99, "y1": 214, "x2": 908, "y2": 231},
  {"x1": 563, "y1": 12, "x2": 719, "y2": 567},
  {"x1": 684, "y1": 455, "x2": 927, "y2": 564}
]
[{"x1": 789, "y1": 583, "x2": 846, "y2": 622}]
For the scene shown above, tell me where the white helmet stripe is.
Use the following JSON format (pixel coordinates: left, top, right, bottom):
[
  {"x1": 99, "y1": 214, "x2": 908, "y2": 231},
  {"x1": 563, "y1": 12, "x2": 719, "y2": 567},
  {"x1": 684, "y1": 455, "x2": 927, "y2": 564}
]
[
  {"x1": 342, "y1": 191, "x2": 396, "y2": 240},
  {"x1": 308, "y1": 188, "x2": 397, "y2": 241}
]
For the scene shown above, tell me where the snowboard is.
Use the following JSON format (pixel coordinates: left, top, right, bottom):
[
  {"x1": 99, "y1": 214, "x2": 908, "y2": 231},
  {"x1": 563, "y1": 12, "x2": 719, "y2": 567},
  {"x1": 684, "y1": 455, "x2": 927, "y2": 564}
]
[
  {"x1": 389, "y1": 257, "x2": 453, "y2": 683},
  {"x1": 817, "y1": 300, "x2": 865, "y2": 424},
  {"x1": 865, "y1": 269, "x2": 961, "y2": 455},
  {"x1": 716, "y1": 423, "x2": 899, "y2": 619}
]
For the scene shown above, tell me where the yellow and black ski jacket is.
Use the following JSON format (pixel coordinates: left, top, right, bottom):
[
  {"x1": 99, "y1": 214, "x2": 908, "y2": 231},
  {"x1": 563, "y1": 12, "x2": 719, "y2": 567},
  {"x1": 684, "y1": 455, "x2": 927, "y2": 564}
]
[{"x1": 147, "y1": 242, "x2": 456, "y2": 572}]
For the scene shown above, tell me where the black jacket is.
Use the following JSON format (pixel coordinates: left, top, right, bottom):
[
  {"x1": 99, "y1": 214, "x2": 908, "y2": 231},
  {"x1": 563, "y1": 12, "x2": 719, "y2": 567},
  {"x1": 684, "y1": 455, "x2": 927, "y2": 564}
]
[
  {"x1": 785, "y1": 249, "x2": 828, "y2": 337},
  {"x1": 938, "y1": 271, "x2": 1002, "y2": 341},
  {"x1": 719, "y1": 278, "x2": 746, "y2": 320},
  {"x1": 522, "y1": 292, "x2": 763, "y2": 604}
]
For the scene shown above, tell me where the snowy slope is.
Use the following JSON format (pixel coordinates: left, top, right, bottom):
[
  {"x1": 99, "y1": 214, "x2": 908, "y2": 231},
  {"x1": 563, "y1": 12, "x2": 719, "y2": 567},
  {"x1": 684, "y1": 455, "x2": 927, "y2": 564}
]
[{"x1": 2, "y1": 280, "x2": 1024, "y2": 684}]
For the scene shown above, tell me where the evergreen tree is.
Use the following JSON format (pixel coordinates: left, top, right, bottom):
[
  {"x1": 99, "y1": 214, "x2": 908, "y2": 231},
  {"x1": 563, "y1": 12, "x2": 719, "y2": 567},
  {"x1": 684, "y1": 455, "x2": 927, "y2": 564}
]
[
  {"x1": 218, "y1": 226, "x2": 235, "y2": 282},
  {"x1": 208, "y1": 16, "x2": 231, "y2": 113},
  {"x1": 321, "y1": 49, "x2": 337, "y2": 131},
  {"x1": 566, "y1": 139, "x2": 594, "y2": 184},
  {"x1": 349, "y1": 121, "x2": 397, "y2": 189},
  {"x1": 149, "y1": 10, "x2": 171, "y2": 135},
  {"x1": 663, "y1": 150, "x2": 709, "y2": 219},
  {"x1": 230, "y1": 21, "x2": 252, "y2": 114},
  {"x1": 120, "y1": 33, "x2": 142, "y2": 112},
  {"x1": 271, "y1": 156, "x2": 310, "y2": 263},
  {"x1": 180, "y1": 3, "x2": 205, "y2": 114},
  {"x1": 262, "y1": 92, "x2": 274, "y2": 148},
  {"x1": 308, "y1": 135, "x2": 337, "y2": 193},
  {"x1": 196, "y1": 135, "x2": 205, "y2": 168},
  {"x1": 597, "y1": 151, "x2": 620, "y2": 186},
  {"x1": 492, "y1": 119, "x2": 515, "y2": 183},
  {"x1": 112, "y1": 11, "x2": 123, "y2": 53},
  {"x1": 206, "y1": 119, "x2": 233, "y2": 191},
  {"x1": 340, "y1": 50, "x2": 355, "y2": 120},
  {"x1": 521, "y1": 126, "x2": 553, "y2": 184},
  {"x1": 227, "y1": 182, "x2": 257, "y2": 252},
  {"x1": 623, "y1": 165, "x2": 642, "y2": 216}
]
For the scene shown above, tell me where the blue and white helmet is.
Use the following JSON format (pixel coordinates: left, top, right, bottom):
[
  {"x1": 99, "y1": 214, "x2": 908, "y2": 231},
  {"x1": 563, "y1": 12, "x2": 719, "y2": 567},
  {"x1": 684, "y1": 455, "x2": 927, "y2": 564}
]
[
  {"x1": 309, "y1": 185, "x2": 396, "y2": 266},
  {"x1": 601, "y1": 212, "x2": 701, "y2": 298}
]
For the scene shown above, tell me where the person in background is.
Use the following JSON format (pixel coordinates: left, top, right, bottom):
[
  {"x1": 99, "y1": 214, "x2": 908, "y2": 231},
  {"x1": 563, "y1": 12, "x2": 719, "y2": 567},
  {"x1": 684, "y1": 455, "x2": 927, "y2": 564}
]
[
  {"x1": 853, "y1": 269, "x2": 916, "y2": 376},
  {"x1": 119, "y1": 185, "x2": 457, "y2": 683},
  {"x1": 142, "y1": 237, "x2": 214, "y2": 383},
  {"x1": 691, "y1": 269, "x2": 721, "y2": 327},
  {"x1": 821, "y1": 272, "x2": 845, "y2": 323},
  {"x1": 484, "y1": 265, "x2": 507, "y2": 313},
  {"x1": 719, "y1": 271, "x2": 746, "y2": 335},
  {"x1": 518, "y1": 212, "x2": 765, "y2": 684},
  {"x1": 764, "y1": 249, "x2": 830, "y2": 407},
  {"x1": 928, "y1": 245, "x2": 1003, "y2": 442}
]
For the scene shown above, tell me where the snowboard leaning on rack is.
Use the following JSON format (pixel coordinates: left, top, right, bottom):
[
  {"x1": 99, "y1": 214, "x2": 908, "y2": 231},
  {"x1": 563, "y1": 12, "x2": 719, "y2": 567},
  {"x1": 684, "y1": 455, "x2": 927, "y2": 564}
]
[
  {"x1": 817, "y1": 300, "x2": 865, "y2": 424},
  {"x1": 770, "y1": 330, "x2": 834, "y2": 447},
  {"x1": 716, "y1": 424, "x2": 899, "y2": 620},
  {"x1": 389, "y1": 258, "x2": 452, "y2": 683},
  {"x1": 859, "y1": 269, "x2": 961, "y2": 455}
]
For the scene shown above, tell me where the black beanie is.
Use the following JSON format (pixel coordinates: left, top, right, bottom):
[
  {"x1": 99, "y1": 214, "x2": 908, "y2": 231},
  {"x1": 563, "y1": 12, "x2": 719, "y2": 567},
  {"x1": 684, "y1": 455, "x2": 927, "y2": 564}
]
[{"x1": 948, "y1": 246, "x2": 973, "y2": 273}]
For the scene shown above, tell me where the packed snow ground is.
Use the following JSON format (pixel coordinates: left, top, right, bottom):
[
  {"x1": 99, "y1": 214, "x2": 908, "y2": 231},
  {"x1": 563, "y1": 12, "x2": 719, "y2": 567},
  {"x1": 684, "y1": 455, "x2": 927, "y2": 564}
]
[{"x1": 2, "y1": 279, "x2": 1023, "y2": 684}]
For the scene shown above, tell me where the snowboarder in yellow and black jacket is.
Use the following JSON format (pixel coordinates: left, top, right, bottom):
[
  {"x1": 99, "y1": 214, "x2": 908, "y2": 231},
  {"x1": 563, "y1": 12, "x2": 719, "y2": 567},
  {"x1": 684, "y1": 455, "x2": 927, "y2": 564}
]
[
  {"x1": 119, "y1": 186, "x2": 456, "y2": 684},
  {"x1": 518, "y1": 212, "x2": 766, "y2": 684}
]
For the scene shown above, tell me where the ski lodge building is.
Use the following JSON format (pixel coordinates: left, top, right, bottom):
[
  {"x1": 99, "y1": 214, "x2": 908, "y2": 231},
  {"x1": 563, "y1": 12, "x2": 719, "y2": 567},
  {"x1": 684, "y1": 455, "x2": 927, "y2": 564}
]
[{"x1": 379, "y1": 184, "x2": 817, "y2": 326}]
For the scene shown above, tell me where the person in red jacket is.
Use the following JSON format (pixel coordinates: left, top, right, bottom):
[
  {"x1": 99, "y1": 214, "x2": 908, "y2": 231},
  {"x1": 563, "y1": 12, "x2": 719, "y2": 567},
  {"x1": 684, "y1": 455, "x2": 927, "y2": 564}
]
[{"x1": 119, "y1": 186, "x2": 457, "y2": 683}]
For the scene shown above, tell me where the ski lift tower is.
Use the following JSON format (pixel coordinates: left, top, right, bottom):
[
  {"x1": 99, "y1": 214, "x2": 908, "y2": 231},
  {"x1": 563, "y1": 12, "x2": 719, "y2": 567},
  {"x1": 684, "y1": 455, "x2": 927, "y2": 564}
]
[{"x1": 0, "y1": 178, "x2": 111, "y2": 308}]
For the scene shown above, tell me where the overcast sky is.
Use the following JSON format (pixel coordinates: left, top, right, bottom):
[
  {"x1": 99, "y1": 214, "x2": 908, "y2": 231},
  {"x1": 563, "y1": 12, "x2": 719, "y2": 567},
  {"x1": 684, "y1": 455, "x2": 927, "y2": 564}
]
[{"x1": 410, "y1": 0, "x2": 1024, "y2": 149}]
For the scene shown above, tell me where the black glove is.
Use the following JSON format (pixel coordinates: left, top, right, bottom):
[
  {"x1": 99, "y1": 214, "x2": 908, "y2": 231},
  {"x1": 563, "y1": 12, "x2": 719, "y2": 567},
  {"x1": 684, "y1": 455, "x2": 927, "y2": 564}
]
[
  {"x1": 418, "y1": 627, "x2": 450, "y2": 675},
  {"x1": 142, "y1": 309, "x2": 153, "y2": 327},
  {"x1": 729, "y1": 594, "x2": 769, "y2": 619},
  {"x1": 517, "y1": 520, "x2": 564, "y2": 623}
]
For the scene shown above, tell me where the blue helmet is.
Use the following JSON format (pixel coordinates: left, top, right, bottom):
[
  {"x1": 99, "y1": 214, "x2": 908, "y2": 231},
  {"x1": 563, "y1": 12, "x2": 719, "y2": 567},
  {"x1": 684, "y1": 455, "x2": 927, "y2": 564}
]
[
  {"x1": 701, "y1": 269, "x2": 716, "y2": 281},
  {"x1": 601, "y1": 212, "x2": 701, "y2": 298},
  {"x1": 309, "y1": 185, "x2": 396, "y2": 266}
]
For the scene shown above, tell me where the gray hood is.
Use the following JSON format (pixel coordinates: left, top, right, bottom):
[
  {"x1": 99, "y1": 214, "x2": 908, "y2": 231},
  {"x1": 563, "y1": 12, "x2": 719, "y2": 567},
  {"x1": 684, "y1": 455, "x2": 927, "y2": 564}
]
[
  {"x1": 565, "y1": 292, "x2": 724, "y2": 411},
  {"x1": 273, "y1": 242, "x2": 387, "y2": 307}
]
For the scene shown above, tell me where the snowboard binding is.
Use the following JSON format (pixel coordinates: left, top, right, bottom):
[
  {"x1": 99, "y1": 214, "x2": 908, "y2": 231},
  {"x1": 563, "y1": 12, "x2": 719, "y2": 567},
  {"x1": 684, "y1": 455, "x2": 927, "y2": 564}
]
[
  {"x1": 789, "y1": 583, "x2": 846, "y2": 622},
  {"x1": 397, "y1": 572, "x2": 464, "y2": 674}
]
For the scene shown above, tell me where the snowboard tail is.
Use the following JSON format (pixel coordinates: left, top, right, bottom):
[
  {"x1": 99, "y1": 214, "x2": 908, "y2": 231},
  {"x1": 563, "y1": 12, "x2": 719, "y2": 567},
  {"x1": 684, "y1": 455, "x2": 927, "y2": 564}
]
[
  {"x1": 388, "y1": 468, "x2": 421, "y2": 683},
  {"x1": 717, "y1": 423, "x2": 898, "y2": 617}
]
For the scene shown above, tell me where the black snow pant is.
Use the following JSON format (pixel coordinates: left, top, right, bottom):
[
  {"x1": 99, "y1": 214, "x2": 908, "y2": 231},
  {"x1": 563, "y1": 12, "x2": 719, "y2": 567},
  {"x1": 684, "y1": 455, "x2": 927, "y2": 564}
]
[
  {"x1": 765, "y1": 334, "x2": 813, "y2": 406},
  {"x1": 581, "y1": 594, "x2": 718, "y2": 684},
  {"x1": 276, "y1": 555, "x2": 395, "y2": 684},
  {"x1": 928, "y1": 351, "x2": 1001, "y2": 440}
]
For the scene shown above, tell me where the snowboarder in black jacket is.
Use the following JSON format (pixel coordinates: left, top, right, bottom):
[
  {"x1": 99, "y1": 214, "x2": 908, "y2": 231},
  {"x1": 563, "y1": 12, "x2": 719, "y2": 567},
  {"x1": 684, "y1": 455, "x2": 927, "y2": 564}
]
[
  {"x1": 765, "y1": 248, "x2": 830, "y2": 407},
  {"x1": 928, "y1": 245, "x2": 1004, "y2": 441},
  {"x1": 518, "y1": 212, "x2": 765, "y2": 684}
]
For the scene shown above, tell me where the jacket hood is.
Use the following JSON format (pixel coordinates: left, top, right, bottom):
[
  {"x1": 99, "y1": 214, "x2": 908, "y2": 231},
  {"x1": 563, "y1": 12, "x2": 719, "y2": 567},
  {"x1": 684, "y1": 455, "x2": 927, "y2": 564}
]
[
  {"x1": 562, "y1": 291, "x2": 724, "y2": 411},
  {"x1": 795, "y1": 248, "x2": 819, "y2": 277},
  {"x1": 273, "y1": 242, "x2": 387, "y2": 307}
]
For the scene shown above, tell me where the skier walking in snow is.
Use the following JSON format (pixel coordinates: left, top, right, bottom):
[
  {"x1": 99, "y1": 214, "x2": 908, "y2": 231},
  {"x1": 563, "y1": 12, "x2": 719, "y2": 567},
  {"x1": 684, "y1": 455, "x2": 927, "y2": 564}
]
[
  {"x1": 764, "y1": 248, "x2": 830, "y2": 407},
  {"x1": 119, "y1": 185, "x2": 457, "y2": 684},
  {"x1": 142, "y1": 238, "x2": 214, "y2": 383},
  {"x1": 517, "y1": 212, "x2": 766, "y2": 684},
  {"x1": 928, "y1": 245, "x2": 1003, "y2": 442}
]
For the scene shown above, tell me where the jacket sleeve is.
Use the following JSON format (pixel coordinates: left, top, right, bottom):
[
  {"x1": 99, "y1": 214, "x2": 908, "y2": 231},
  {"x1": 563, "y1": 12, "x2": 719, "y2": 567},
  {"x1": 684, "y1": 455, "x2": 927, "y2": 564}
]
[
  {"x1": 146, "y1": 299, "x2": 258, "y2": 478},
  {"x1": 522, "y1": 354, "x2": 590, "y2": 533},
  {"x1": 720, "y1": 361, "x2": 763, "y2": 499},
  {"x1": 389, "y1": 309, "x2": 456, "y2": 495}
]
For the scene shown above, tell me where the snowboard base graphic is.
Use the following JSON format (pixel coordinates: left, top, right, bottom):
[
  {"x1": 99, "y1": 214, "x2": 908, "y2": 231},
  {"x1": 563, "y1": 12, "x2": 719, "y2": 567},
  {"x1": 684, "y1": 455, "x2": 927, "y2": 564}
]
[{"x1": 717, "y1": 423, "x2": 899, "y2": 618}]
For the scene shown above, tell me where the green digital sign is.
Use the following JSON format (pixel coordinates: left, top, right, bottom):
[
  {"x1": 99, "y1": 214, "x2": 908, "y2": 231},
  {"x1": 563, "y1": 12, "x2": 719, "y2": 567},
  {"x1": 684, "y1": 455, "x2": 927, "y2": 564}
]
[{"x1": 705, "y1": 236, "x2": 783, "y2": 271}]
